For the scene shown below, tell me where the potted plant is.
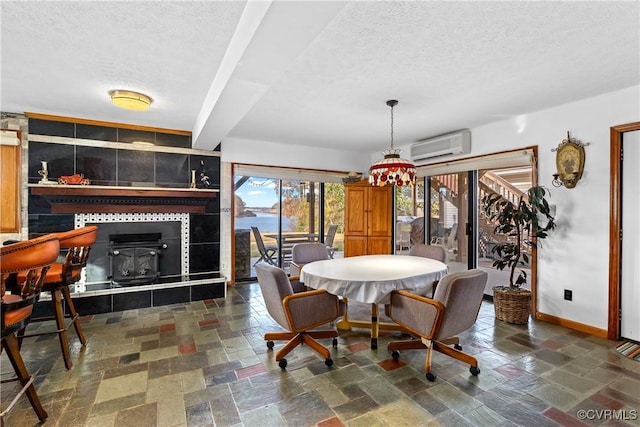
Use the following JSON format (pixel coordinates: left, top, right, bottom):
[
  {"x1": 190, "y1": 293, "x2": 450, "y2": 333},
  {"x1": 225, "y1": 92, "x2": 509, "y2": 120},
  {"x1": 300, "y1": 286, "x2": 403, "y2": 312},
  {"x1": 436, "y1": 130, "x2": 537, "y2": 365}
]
[{"x1": 482, "y1": 186, "x2": 556, "y2": 324}]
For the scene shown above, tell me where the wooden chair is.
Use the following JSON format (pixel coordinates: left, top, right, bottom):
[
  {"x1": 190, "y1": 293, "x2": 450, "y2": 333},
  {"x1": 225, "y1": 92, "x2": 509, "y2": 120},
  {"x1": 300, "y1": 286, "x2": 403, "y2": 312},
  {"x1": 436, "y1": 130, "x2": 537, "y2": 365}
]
[
  {"x1": 255, "y1": 264, "x2": 340, "y2": 369},
  {"x1": 251, "y1": 226, "x2": 278, "y2": 266},
  {"x1": 19, "y1": 226, "x2": 97, "y2": 369},
  {"x1": 387, "y1": 269, "x2": 487, "y2": 381},
  {"x1": 1, "y1": 234, "x2": 60, "y2": 423}
]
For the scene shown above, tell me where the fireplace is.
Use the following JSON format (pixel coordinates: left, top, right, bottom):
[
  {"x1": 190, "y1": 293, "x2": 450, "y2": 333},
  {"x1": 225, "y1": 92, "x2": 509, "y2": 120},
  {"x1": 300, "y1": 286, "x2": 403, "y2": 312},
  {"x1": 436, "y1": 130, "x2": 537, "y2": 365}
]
[
  {"x1": 75, "y1": 213, "x2": 190, "y2": 284},
  {"x1": 109, "y1": 232, "x2": 167, "y2": 286}
]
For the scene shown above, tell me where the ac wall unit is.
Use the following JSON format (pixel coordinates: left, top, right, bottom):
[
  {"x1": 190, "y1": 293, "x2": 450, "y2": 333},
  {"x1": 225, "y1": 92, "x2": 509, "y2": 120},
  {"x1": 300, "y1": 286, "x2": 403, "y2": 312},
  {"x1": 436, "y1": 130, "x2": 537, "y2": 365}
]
[{"x1": 410, "y1": 130, "x2": 471, "y2": 163}]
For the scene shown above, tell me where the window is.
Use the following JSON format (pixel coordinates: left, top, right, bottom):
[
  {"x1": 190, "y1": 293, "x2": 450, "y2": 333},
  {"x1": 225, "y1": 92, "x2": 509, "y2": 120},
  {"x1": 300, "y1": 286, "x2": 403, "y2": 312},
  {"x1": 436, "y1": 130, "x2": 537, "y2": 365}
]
[{"x1": 233, "y1": 165, "x2": 348, "y2": 280}]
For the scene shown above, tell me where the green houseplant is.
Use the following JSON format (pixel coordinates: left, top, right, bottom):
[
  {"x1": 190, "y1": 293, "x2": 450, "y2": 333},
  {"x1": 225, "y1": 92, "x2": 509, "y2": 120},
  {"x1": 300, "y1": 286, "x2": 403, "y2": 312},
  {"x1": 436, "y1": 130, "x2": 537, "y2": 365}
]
[{"x1": 482, "y1": 186, "x2": 556, "y2": 324}]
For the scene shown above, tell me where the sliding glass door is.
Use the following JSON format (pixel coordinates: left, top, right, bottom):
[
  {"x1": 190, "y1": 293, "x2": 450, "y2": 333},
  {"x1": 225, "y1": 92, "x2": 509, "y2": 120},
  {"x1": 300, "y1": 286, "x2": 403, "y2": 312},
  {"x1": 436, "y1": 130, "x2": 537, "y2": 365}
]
[
  {"x1": 234, "y1": 167, "x2": 346, "y2": 281},
  {"x1": 427, "y1": 172, "x2": 471, "y2": 273},
  {"x1": 234, "y1": 175, "x2": 280, "y2": 280},
  {"x1": 412, "y1": 149, "x2": 534, "y2": 296},
  {"x1": 394, "y1": 179, "x2": 426, "y2": 254},
  {"x1": 478, "y1": 166, "x2": 533, "y2": 295},
  {"x1": 278, "y1": 180, "x2": 320, "y2": 264}
]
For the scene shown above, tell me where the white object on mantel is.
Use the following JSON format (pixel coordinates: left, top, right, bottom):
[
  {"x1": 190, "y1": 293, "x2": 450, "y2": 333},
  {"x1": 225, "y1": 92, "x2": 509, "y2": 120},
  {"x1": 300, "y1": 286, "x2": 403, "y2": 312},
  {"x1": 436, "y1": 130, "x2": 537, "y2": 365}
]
[{"x1": 0, "y1": 129, "x2": 20, "y2": 146}]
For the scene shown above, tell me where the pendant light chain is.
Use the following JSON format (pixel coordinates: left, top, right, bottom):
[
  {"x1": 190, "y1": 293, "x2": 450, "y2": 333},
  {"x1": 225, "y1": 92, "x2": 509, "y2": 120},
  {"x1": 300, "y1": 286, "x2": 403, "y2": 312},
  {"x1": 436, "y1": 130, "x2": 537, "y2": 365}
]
[{"x1": 390, "y1": 103, "x2": 394, "y2": 150}]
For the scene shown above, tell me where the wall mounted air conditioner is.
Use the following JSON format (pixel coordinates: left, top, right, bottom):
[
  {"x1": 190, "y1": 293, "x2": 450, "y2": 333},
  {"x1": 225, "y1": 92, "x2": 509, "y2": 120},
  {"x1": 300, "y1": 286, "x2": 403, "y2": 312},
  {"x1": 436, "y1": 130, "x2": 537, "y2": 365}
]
[{"x1": 410, "y1": 130, "x2": 471, "y2": 163}]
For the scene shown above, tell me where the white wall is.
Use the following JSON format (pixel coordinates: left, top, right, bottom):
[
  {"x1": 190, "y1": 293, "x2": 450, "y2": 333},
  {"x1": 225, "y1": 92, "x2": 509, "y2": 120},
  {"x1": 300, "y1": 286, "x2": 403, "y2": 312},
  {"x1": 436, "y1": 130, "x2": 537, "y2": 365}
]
[
  {"x1": 221, "y1": 136, "x2": 370, "y2": 172},
  {"x1": 406, "y1": 85, "x2": 639, "y2": 330},
  {"x1": 223, "y1": 85, "x2": 639, "y2": 331}
]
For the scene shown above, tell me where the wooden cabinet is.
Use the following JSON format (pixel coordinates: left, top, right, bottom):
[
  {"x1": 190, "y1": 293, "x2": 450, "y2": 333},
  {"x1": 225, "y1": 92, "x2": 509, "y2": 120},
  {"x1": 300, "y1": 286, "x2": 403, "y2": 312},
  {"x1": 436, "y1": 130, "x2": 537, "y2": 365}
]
[
  {"x1": 1, "y1": 131, "x2": 21, "y2": 233},
  {"x1": 344, "y1": 180, "x2": 393, "y2": 257}
]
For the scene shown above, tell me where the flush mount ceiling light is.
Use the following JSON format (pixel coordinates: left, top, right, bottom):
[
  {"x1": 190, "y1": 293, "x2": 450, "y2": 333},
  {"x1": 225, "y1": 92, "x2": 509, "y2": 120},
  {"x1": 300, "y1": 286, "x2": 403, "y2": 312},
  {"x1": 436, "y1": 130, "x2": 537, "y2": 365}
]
[
  {"x1": 368, "y1": 100, "x2": 417, "y2": 187},
  {"x1": 109, "y1": 90, "x2": 152, "y2": 111}
]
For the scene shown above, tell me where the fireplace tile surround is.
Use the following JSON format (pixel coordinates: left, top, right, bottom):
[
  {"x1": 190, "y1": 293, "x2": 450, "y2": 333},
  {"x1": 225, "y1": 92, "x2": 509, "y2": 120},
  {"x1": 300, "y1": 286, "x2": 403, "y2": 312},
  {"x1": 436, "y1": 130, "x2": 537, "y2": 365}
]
[{"x1": 24, "y1": 116, "x2": 225, "y2": 314}]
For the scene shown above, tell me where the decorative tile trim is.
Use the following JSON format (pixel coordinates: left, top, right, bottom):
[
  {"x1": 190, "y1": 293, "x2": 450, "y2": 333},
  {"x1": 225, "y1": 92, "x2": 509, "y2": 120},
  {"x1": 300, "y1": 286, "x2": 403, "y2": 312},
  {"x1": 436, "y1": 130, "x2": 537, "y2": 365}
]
[{"x1": 75, "y1": 213, "x2": 190, "y2": 275}]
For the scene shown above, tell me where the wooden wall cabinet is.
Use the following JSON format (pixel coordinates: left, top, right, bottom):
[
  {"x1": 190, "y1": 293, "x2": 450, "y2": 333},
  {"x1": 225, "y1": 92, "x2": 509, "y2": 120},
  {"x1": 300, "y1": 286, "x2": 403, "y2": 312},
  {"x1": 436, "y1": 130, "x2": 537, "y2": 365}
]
[{"x1": 343, "y1": 180, "x2": 393, "y2": 257}]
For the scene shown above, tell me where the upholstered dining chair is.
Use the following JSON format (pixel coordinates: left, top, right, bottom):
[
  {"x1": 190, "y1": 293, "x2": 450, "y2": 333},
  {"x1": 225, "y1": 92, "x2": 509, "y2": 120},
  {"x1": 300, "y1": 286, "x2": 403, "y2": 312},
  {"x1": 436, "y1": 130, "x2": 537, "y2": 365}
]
[
  {"x1": 289, "y1": 242, "x2": 330, "y2": 275},
  {"x1": 1, "y1": 234, "x2": 60, "y2": 423},
  {"x1": 409, "y1": 243, "x2": 447, "y2": 263},
  {"x1": 251, "y1": 226, "x2": 278, "y2": 266},
  {"x1": 408, "y1": 243, "x2": 447, "y2": 297},
  {"x1": 19, "y1": 225, "x2": 97, "y2": 369},
  {"x1": 386, "y1": 269, "x2": 488, "y2": 381},
  {"x1": 324, "y1": 224, "x2": 338, "y2": 259},
  {"x1": 255, "y1": 264, "x2": 340, "y2": 369}
]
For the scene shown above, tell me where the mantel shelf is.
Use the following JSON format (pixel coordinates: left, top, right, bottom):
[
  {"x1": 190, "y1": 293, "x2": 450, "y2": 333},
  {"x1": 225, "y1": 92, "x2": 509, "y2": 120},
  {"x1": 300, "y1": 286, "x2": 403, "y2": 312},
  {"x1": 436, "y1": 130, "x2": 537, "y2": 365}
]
[
  {"x1": 28, "y1": 184, "x2": 218, "y2": 198},
  {"x1": 29, "y1": 184, "x2": 218, "y2": 214}
]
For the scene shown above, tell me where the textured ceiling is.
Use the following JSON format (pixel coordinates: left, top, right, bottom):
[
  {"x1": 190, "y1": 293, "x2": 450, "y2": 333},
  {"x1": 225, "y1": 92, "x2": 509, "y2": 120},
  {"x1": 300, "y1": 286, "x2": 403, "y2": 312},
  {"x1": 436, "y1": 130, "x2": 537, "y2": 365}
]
[{"x1": 1, "y1": 1, "x2": 638, "y2": 153}]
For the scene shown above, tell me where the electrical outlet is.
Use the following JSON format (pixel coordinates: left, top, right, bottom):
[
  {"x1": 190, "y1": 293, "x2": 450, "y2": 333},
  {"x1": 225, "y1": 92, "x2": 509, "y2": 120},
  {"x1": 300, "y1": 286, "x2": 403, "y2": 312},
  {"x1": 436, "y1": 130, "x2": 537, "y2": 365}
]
[{"x1": 564, "y1": 289, "x2": 572, "y2": 301}]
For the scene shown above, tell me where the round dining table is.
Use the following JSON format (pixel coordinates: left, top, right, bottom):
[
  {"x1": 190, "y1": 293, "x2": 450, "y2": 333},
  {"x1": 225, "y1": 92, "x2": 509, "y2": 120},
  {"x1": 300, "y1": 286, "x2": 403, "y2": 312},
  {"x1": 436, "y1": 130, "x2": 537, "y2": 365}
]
[{"x1": 300, "y1": 254, "x2": 448, "y2": 349}]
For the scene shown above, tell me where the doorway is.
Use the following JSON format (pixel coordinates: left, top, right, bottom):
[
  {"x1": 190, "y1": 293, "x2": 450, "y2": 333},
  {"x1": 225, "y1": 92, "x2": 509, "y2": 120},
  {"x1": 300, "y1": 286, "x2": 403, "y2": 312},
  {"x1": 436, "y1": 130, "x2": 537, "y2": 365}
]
[{"x1": 609, "y1": 122, "x2": 640, "y2": 340}]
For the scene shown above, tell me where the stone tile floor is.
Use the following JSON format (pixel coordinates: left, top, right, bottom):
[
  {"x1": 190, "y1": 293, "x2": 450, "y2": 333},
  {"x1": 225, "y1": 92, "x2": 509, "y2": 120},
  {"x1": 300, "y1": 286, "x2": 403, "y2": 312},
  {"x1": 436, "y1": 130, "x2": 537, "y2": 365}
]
[{"x1": 2, "y1": 282, "x2": 639, "y2": 427}]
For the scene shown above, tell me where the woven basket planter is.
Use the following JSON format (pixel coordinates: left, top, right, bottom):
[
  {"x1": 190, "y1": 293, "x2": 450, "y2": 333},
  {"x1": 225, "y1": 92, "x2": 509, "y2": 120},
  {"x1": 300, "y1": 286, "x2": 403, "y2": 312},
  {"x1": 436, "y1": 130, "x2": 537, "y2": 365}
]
[{"x1": 493, "y1": 287, "x2": 532, "y2": 324}]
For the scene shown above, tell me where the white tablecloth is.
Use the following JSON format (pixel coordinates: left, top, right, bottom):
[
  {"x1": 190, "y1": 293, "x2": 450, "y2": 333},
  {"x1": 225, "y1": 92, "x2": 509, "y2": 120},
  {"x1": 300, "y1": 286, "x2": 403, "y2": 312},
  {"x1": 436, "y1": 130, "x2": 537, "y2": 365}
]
[{"x1": 300, "y1": 254, "x2": 448, "y2": 304}]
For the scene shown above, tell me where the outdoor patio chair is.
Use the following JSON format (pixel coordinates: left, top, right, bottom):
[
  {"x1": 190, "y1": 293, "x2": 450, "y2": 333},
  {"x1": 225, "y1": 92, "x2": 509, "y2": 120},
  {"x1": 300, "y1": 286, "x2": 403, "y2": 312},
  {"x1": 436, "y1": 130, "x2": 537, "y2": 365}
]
[
  {"x1": 251, "y1": 226, "x2": 278, "y2": 266},
  {"x1": 324, "y1": 224, "x2": 338, "y2": 259}
]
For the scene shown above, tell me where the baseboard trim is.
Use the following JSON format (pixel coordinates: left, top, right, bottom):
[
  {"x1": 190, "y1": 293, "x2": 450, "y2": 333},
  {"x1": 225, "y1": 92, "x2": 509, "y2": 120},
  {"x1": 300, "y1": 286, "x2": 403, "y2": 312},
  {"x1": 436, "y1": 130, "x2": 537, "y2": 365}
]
[{"x1": 535, "y1": 312, "x2": 608, "y2": 339}]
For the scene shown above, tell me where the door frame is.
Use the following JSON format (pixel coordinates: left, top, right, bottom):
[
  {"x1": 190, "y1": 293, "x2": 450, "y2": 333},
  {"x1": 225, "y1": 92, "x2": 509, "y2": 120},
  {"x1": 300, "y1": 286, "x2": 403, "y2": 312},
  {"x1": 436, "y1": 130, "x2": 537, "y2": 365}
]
[{"x1": 608, "y1": 121, "x2": 640, "y2": 340}]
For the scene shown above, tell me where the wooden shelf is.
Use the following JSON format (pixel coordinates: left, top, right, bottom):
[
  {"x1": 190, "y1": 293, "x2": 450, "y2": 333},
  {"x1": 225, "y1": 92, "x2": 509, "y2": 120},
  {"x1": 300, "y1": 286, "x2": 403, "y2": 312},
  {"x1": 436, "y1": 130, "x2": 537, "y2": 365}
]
[{"x1": 29, "y1": 184, "x2": 218, "y2": 214}]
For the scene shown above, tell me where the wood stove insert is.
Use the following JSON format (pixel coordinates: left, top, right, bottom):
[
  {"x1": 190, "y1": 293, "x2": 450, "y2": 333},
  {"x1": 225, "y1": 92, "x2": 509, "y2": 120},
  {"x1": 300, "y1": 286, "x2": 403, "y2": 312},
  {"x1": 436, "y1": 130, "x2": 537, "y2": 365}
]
[{"x1": 108, "y1": 233, "x2": 167, "y2": 286}]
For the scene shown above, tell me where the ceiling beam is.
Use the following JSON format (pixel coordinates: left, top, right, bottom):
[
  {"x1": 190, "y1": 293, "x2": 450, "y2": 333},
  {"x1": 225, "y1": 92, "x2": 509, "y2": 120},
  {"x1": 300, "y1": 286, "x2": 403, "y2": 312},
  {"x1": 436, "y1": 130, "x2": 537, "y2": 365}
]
[{"x1": 191, "y1": 1, "x2": 347, "y2": 150}]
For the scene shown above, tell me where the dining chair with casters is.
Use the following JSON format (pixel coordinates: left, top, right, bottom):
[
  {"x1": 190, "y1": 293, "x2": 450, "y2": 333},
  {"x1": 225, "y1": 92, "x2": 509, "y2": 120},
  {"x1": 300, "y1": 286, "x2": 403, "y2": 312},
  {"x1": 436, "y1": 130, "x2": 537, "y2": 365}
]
[
  {"x1": 19, "y1": 225, "x2": 98, "y2": 370},
  {"x1": 1, "y1": 234, "x2": 60, "y2": 423},
  {"x1": 255, "y1": 264, "x2": 340, "y2": 369},
  {"x1": 251, "y1": 226, "x2": 278, "y2": 266},
  {"x1": 408, "y1": 243, "x2": 447, "y2": 297},
  {"x1": 386, "y1": 269, "x2": 488, "y2": 382},
  {"x1": 289, "y1": 242, "x2": 330, "y2": 275},
  {"x1": 289, "y1": 242, "x2": 331, "y2": 292},
  {"x1": 409, "y1": 243, "x2": 446, "y2": 263},
  {"x1": 324, "y1": 224, "x2": 338, "y2": 259}
]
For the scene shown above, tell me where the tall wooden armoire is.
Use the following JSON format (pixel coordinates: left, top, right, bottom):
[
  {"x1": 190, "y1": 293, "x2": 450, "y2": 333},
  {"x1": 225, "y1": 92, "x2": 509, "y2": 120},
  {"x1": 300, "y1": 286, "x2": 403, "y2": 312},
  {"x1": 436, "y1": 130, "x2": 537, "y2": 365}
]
[{"x1": 343, "y1": 180, "x2": 393, "y2": 257}]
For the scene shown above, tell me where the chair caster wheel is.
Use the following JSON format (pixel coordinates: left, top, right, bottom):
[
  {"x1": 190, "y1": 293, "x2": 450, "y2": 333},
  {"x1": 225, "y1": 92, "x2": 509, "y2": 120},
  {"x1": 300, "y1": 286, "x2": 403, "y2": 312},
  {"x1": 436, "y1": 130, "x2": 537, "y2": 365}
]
[
  {"x1": 454, "y1": 344, "x2": 462, "y2": 350},
  {"x1": 391, "y1": 350, "x2": 400, "y2": 359},
  {"x1": 332, "y1": 338, "x2": 338, "y2": 348},
  {"x1": 267, "y1": 341, "x2": 274, "y2": 350},
  {"x1": 325, "y1": 358, "x2": 333, "y2": 367},
  {"x1": 278, "y1": 359, "x2": 287, "y2": 369},
  {"x1": 470, "y1": 366, "x2": 480, "y2": 376},
  {"x1": 426, "y1": 372, "x2": 437, "y2": 382}
]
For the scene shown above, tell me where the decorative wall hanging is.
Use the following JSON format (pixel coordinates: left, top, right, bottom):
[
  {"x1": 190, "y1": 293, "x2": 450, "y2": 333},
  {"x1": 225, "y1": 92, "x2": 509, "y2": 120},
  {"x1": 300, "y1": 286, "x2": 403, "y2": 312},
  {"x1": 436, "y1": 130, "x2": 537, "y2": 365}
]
[{"x1": 551, "y1": 131, "x2": 589, "y2": 188}]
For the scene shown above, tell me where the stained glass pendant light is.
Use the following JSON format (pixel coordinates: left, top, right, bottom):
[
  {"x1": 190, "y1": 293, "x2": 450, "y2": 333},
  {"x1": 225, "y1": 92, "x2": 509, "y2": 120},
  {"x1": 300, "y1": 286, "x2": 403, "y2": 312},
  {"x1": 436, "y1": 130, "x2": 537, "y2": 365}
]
[{"x1": 368, "y1": 100, "x2": 416, "y2": 187}]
